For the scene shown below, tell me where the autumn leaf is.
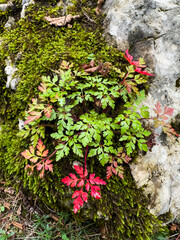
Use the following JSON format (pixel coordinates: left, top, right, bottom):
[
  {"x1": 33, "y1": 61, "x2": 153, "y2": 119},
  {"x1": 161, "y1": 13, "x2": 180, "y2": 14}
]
[
  {"x1": 38, "y1": 83, "x2": 47, "y2": 92},
  {"x1": 24, "y1": 111, "x2": 42, "y2": 125},
  {"x1": 44, "y1": 14, "x2": 80, "y2": 27},
  {"x1": 62, "y1": 165, "x2": 106, "y2": 213},
  {"x1": 153, "y1": 102, "x2": 162, "y2": 115},
  {"x1": 44, "y1": 105, "x2": 53, "y2": 118},
  {"x1": 44, "y1": 159, "x2": 53, "y2": 172},
  {"x1": 123, "y1": 49, "x2": 154, "y2": 76}
]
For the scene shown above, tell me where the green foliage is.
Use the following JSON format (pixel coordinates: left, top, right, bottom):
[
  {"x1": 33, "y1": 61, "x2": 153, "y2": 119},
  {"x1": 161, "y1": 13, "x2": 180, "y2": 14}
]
[{"x1": 0, "y1": 229, "x2": 15, "y2": 240}]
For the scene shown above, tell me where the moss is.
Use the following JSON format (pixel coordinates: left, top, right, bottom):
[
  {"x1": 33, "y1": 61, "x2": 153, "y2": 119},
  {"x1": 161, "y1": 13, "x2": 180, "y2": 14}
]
[{"x1": 0, "y1": 0, "x2": 162, "y2": 238}]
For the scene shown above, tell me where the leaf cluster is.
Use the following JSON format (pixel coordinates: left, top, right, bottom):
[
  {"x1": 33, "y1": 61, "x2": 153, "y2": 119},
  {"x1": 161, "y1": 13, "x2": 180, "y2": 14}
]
[{"x1": 21, "y1": 58, "x2": 153, "y2": 179}]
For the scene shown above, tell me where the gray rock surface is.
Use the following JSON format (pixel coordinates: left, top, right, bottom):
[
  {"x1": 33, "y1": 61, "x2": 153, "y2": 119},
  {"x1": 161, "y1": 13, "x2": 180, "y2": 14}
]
[
  {"x1": 0, "y1": 1, "x2": 13, "y2": 11},
  {"x1": 4, "y1": 16, "x2": 15, "y2": 28},
  {"x1": 20, "y1": 0, "x2": 34, "y2": 18},
  {"x1": 5, "y1": 58, "x2": 19, "y2": 90},
  {"x1": 103, "y1": 0, "x2": 180, "y2": 218}
]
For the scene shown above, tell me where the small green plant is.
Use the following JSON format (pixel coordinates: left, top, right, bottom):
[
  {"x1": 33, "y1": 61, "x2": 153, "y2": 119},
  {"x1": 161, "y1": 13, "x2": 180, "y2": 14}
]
[
  {"x1": 0, "y1": 229, "x2": 15, "y2": 240},
  {"x1": 20, "y1": 50, "x2": 179, "y2": 215},
  {"x1": 0, "y1": 205, "x2": 5, "y2": 213}
]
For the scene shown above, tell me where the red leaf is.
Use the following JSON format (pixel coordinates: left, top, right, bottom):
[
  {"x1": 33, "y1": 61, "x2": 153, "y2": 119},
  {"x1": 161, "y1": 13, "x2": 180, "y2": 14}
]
[
  {"x1": 92, "y1": 176, "x2": 106, "y2": 185},
  {"x1": 90, "y1": 186, "x2": 101, "y2": 199},
  {"x1": 24, "y1": 112, "x2": 42, "y2": 125},
  {"x1": 123, "y1": 49, "x2": 133, "y2": 64},
  {"x1": 135, "y1": 68, "x2": 154, "y2": 76},
  {"x1": 73, "y1": 195, "x2": 84, "y2": 206},
  {"x1": 69, "y1": 173, "x2": 77, "y2": 179},
  {"x1": 74, "y1": 203, "x2": 81, "y2": 214},
  {"x1": 44, "y1": 159, "x2": 53, "y2": 172},
  {"x1": 106, "y1": 166, "x2": 113, "y2": 179},
  {"x1": 89, "y1": 173, "x2": 95, "y2": 180},
  {"x1": 36, "y1": 163, "x2": 43, "y2": 171},
  {"x1": 61, "y1": 176, "x2": 72, "y2": 186},
  {"x1": 91, "y1": 185, "x2": 101, "y2": 191},
  {"x1": 163, "y1": 106, "x2": 174, "y2": 116},
  {"x1": 77, "y1": 179, "x2": 84, "y2": 187},
  {"x1": 154, "y1": 102, "x2": 162, "y2": 115},
  {"x1": 85, "y1": 182, "x2": 90, "y2": 191},
  {"x1": 72, "y1": 190, "x2": 80, "y2": 198},
  {"x1": 74, "y1": 165, "x2": 84, "y2": 178},
  {"x1": 81, "y1": 191, "x2": 88, "y2": 202},
  {"x1": 123, "y1": 50, "x2": 154, "y2": 76}
]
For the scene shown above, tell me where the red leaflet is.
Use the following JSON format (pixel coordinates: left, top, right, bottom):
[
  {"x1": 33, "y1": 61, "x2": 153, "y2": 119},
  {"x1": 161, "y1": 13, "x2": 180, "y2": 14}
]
[
  {"x1": 44, "y1": 159, "x2": 53, "y2": 172},
  {"x1": 153, "y1": 102, "x2": 162, "y2": 115},
  {"x1": 38, "y1": 83, "x2": 47, "y2": 92},
  {"x1": 61, "y1": 176, "x2": 79, "y2": 187},
  {"x1": 123, "y1": 49, "x2": 154, "y2": 76},
  {"x1": 24, "y1": 111, "x2": 42, "y2": 125},
  {"x1": 72, "y1": 190, "x2": 88, "y2": 214},
  {"x1": 163, "y1": 106, "x2": 174, "y2": 116},
  {"x1": 135, "y1": 68, "x2": 154, "y2": 76},
  {"x1": 153, "y1": 102, "x2": 174, "y2": 119},
  {"x1": 153, "y1": 102, "x2": 179, "y2": 138},
  {"x1": 62, "y1": 165, "x2": 106, "y2": 214},
  {"x1": 123, "y1": 49, "x2": 135, "y2": 65}
]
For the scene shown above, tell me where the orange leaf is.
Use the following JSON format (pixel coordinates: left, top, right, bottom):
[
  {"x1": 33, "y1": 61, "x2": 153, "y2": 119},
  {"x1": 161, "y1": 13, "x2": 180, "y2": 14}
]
[
  {"x1": 37, "y1": 139, "x2": 45, "y2": 153},
  {"x1": 12, "y1": 221, "x2": 23, "y2": 230}
]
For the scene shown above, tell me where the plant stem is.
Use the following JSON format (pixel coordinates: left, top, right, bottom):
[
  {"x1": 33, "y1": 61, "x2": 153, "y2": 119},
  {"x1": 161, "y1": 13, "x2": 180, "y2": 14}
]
[{"x1": 84, "y1": 146, "x2": 89, "y2": 171}]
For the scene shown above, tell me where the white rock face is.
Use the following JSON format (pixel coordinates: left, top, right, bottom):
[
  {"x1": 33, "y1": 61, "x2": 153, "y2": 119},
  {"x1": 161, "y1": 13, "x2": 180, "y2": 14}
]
[
  {"x1": 5, "y1": 59, "x2": 19, "y2": 90},
  {"x1": 0, "y1": 1, "x2": 13, "y2": 11},
  {"x1": 5, "y1": 16, "x2": 15, "y2": 29},
  {"x1": 21, "y1": 0, "x2": 35, "y2": 19},
  {"x1": 18, "y1": 119, "x2": 24, "y2": 130},
  {"x1": 103, "y1": 0, "x2": 180, "y2": 217}
]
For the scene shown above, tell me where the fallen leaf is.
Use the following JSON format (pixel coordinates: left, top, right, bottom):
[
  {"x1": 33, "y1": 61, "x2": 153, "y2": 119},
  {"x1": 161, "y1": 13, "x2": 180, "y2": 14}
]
[
  {"x1": 171, "y1": 223, "x2": 179, "y2": 231},
  {"x1": 84, "y1": 66, "x2": 99, "y2": 73},
  {"x1": 4, "y1": 202, "x2": 11, "y2": 210},
  {"x1": 44, "y1": 14, "x2": 80, "y2": 27},
  {"x1": 96, "y1": 0, "x2": 105, "y2": 15},
  {"x1": 12, "y1": 221, "x2": 24, "y2": 230},
  {"x1": 49, "y1": 213, "x2": 60, "y2": 222},
  {"x1": 0, "y1": 181, "x2": 7, "y2": 184},
  {"x1": 17, "y1": 205, "x2": 22, "y2": 216},
  {"x1": 4, "y1": 187, "x2": 15, "y2": 195}
]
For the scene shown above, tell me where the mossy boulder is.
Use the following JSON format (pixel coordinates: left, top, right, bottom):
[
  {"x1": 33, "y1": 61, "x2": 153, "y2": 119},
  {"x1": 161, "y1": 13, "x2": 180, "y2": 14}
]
[{"x1": 0, "y1": 1, "x2": 161, "y2": 239}]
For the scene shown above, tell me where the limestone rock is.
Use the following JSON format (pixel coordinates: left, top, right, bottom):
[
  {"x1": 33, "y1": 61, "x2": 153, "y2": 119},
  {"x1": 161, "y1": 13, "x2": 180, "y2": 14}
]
[
  {"x1": 5, "y1": 16, "x2": 15, "y2": 28},
  {"x1": 20, "y1": 0, "x2": 34, "y2": 18},
  {"x1": 18, "y1": 119, "x2": 24, "y2": 130},
  {"x1": 0, "y1": 1, "x2": 13, "y2": 11},
  {"x1": 103, "y1": 0, "x2": 180, "y2": 217},
  {"x1": 5, "y1": 59, "x2": 19, "y2": 90}
]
